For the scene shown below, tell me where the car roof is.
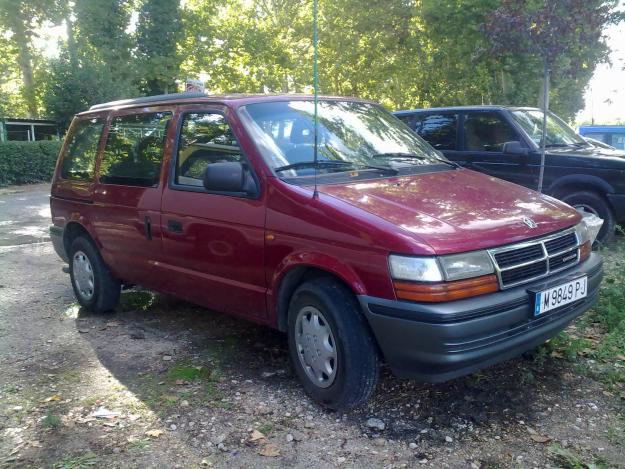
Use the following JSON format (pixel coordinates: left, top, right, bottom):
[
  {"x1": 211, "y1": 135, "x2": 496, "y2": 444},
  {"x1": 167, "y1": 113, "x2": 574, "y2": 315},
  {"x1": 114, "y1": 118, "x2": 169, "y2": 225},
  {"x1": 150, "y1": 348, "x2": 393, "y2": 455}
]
[
  {"x1": 393, "y1": 105, "x2": 541, "y2": 115},
  {"x1": 579, "y1": 125, "x2": 625, "y2": 132},
  {"x1": 80, "y1": 92, "x2": 376, "y2": 115}
]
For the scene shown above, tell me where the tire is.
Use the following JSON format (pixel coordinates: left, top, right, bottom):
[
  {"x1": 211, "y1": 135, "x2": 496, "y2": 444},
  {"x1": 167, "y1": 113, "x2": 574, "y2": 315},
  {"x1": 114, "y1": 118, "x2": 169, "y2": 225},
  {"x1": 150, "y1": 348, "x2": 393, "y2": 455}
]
[
  {"x1": 287, "y1": 277, "x2": 379, "y2": 410},
  {"x1": 69, "y1": 236, "x2": 121, "y2": 313},
  {"x1": 560, "y1": 191, "x2": 615, "y2": 244}
]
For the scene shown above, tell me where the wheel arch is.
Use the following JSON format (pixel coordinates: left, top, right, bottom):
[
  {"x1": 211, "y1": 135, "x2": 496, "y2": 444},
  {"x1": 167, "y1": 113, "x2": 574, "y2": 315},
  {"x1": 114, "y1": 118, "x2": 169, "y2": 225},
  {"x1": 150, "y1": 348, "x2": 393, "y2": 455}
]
[
  {"x1": 63, "y1": 221, "x2": 97, "y2": 257},
  {"x1": 547, "y1": 174, "x2": 614, "y2": 199},
  {"x1": 272, "y1": 255, "x2": 367, "y2": 332}
]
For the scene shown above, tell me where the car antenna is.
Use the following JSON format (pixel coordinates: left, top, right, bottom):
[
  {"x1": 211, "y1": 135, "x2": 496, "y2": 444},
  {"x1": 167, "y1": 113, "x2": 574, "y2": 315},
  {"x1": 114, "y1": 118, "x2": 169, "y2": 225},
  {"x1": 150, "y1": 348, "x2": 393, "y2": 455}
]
[{"x1": 312, "y1": 0, "x2": 319, "y2": 199}]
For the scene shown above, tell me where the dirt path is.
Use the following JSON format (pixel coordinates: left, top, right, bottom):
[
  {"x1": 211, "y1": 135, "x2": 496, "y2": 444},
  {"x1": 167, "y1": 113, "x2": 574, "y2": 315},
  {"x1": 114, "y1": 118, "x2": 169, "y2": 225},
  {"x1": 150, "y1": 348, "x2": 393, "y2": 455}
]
[{"x1": 1, "y1": 185, "x2": 623, "y2": 468}]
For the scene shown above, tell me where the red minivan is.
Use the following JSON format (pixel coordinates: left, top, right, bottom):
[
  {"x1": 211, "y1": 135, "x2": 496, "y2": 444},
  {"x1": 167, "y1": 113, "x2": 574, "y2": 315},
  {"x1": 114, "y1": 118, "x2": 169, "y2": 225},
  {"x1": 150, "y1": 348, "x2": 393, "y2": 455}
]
[{"x1": 50, "y1": 93, "x2": 604, "y2": 409}]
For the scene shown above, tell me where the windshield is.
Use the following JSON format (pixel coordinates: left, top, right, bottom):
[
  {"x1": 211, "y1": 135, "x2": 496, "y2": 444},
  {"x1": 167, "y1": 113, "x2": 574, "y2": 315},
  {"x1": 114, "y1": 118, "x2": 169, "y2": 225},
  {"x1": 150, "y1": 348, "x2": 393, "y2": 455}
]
[
  {"x1": 239, "y1": 100, "x2": 448, "y2": 179},
  {"x1": 510, "y1": 109, "x2": 587, "y2": 148}
]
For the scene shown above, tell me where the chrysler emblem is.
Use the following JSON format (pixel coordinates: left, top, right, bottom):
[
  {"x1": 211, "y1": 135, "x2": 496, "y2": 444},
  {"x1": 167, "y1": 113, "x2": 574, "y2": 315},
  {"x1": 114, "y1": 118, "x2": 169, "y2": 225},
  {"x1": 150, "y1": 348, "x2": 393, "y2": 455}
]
[{"x1": 523, "y1": 217, "x2": 538, "y2": 229}]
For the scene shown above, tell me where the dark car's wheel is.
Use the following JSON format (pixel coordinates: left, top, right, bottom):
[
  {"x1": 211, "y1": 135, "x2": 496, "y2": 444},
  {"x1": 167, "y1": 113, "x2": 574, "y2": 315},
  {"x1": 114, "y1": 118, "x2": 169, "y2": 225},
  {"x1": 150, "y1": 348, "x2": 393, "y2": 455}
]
[
  {"x1": 69, "y1": 236, "x2": 121, "y2": 313},
  {"x1": 287, "y1": 277, "x2": 379, "y2": 410},
  {"x1": 561, "y1": 191, "x2": 615, "y2": 244}
]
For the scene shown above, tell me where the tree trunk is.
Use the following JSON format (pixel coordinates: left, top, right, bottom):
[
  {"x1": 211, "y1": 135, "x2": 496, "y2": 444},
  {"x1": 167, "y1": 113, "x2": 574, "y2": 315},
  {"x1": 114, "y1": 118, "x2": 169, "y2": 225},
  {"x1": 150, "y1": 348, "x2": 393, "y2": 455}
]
[
  {"x1": 11, "y1": 12, "x2": 38, "y2": 118},
  {"x1": 537, "y1": 63, "x2": 550, "y2": 193}
]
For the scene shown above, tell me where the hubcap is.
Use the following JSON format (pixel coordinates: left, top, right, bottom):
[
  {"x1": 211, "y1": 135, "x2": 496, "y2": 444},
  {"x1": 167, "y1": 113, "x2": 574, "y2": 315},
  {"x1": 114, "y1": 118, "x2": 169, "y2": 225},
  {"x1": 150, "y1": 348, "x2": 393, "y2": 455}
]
[
  {"x1": 72, "y1": 251, "x2": 94, "y2": 300},
  {"x1": 294, "y1": 306, "x2": 338, "y2": 388}
]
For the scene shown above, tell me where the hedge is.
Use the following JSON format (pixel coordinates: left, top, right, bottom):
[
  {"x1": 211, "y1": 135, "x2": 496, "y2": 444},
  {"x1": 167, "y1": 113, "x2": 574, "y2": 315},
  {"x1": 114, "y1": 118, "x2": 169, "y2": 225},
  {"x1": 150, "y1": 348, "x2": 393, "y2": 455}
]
[{"x1": 0, "y1": 140, "x2": 63, "y2": 186}]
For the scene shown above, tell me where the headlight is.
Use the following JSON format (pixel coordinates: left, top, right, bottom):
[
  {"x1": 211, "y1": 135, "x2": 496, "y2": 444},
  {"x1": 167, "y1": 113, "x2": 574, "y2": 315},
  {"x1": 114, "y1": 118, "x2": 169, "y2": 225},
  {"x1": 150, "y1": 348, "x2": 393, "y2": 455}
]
[
  {"x1": 438, "y1": 251, "x2": 495, "y2": 281},
  {"x1": 574, "y1": 212, "x2": 604, "y2": 245},
  {"x1": 389, "y1": 251, "x2": 494, "y2": 282},
  {"x1": 388, "y1": 255, "x2": 443, "y2": 282}
]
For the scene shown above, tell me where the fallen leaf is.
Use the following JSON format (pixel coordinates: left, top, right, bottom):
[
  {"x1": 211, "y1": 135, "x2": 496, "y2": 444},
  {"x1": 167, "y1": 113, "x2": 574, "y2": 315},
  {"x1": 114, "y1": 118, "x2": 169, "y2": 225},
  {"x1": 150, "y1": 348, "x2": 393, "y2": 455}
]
[
  {"x1": 258, "y1": 443, "x2": 280, "y2": 457},
  {"x1": 145, "y1": 429, "x2": 164, "y2": 438},
  {"x1": 175, "y1": 379, "x2": 185, "y2": 385},
  {"x1": 43, "y1": 394, "x2": 62, "y2": 403},
  {"x1": 250, "y1": 429, "x2": 266, "y2": 442},
  {"x1": 617, "y1": 355, "x2": 625, "y2": 361},
  {"x1": 530, "y1": 434, "x2": 551, "y2": 443}
]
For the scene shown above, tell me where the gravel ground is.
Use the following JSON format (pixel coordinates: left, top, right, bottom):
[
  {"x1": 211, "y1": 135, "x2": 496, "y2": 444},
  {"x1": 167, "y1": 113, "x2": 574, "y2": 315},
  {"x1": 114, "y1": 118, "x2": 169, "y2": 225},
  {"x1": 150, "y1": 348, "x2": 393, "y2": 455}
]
[{"x1": 1, "y1": 184, "x2": 624, "y2": 468}]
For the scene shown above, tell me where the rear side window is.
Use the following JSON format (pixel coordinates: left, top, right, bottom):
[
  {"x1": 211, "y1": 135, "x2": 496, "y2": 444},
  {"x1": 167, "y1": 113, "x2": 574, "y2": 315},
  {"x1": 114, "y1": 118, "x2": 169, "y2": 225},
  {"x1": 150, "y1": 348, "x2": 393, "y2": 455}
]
[
  {"x1": 60, "y1": 118, "x2": 103, "y2": 180},
  {"x1": 464, "y1": 112, "x2": 517, "y2": 152},
  {"x1": 413, "y1": 113, "x2": 458, "y2": 150},
  {"x1": 175, "y1": 113, "x2": 242, "y2": 187},
  {"x1": 99, "y1": 112, "x2": 171, "y2": 187}
]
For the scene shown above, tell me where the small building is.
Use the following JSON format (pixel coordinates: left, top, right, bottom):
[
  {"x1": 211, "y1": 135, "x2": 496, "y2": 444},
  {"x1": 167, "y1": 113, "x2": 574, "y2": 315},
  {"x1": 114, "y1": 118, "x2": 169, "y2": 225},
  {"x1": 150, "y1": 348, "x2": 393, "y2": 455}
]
[{"x1": 0, "y1": 118, "x2": 60, "y2": 142}]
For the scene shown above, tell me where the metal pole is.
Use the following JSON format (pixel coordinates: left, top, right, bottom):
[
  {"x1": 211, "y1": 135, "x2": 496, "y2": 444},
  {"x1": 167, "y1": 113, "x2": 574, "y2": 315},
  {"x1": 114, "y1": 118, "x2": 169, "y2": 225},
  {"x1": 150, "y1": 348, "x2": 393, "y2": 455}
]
[
  {"x1": 537, "y1": 63, "x2": 549, "y2": 193},
  {"x1": 312, "y1": 0, "x2": 319, "y2": 198}
]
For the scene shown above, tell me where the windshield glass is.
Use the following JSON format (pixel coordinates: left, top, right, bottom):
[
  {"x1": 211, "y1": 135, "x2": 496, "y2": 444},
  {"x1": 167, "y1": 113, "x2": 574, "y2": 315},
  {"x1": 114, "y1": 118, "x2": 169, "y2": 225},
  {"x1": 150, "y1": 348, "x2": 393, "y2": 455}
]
[
  {"x1": 510, "y1": 109, "x2": 587, "y2": 148},
  {"x1": 239, "y1": 100, "x2": 447, "y2": 178}
]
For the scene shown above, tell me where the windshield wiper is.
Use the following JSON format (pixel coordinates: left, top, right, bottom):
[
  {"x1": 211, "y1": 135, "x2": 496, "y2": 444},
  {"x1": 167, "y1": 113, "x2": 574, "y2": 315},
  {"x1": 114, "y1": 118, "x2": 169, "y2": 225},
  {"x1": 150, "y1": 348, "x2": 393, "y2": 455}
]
[
  {"x1": 372, "y1": 152, "x2": 460, "y2": 168},
  {"x1": 274, "y1": 160, "x2": 398, "y2": 175}
]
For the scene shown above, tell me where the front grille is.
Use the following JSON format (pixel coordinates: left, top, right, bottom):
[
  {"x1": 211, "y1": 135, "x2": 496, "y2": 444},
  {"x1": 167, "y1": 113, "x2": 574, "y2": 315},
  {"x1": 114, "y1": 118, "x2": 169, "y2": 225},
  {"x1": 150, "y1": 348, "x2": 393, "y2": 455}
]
[
  {"x1": 500, "y1": 260, "x2": 548, "y2": 285},
  {"x1": 545, "y1": 232, "x2": 577, "y2": 254},
  {"x1": 489, "y1": 228, "x2": 580, "y2": 288},
  {"x1": 494, "y1": 244, "x2": 543, "y2": 268}
]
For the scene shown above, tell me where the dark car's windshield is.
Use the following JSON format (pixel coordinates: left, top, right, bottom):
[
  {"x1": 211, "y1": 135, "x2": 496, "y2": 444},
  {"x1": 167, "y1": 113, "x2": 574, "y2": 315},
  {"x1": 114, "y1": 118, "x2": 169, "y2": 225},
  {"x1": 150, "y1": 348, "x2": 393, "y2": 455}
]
[
  {"x1": 510, "y1": 109, "x2": 588, "y2": 148},
  {"x1": 239, "y1": 100, "x2": 448, "y2": 178}
]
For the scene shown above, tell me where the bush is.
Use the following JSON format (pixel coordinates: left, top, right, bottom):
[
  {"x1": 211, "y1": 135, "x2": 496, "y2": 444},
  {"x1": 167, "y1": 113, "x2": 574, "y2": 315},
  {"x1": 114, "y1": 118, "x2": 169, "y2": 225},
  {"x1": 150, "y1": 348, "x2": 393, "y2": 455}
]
[{"x1": 0, "y1": 140, "x2": 62, "y2": 186}]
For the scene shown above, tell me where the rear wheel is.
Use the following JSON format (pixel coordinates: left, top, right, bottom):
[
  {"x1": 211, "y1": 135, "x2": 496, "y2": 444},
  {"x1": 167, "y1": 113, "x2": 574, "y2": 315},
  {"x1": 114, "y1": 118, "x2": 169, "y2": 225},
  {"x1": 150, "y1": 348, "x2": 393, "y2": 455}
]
[
  {"x1": 69, "y1": 236, "x2": 120, "y2": 312},
  {"x1": 561, "y1": 191, "x2": 615, "y2": 244},
  {"x1": 287, "y1": 277, "x2": 379, "y2": 410}
]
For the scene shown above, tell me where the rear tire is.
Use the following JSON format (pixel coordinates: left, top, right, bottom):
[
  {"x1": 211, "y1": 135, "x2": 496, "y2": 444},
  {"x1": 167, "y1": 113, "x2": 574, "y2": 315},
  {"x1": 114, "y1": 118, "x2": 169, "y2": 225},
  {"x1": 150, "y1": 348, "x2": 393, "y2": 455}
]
[
  {"x1": 287, "y1": 277, "x2": 379, "y2": 410},
  {"x1": 561, "y1": 191, "x2": 615, "y2": 244},
  {"x1": 69, "y1": 236, "x2": 120, "y2": 313}
]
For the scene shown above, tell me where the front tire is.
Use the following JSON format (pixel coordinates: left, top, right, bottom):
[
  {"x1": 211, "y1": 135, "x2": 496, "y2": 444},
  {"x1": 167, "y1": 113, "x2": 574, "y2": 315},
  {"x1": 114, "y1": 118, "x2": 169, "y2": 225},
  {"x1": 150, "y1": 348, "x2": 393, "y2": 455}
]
[
  {"x1": 69, "y1": 236, "x2": 121, "y2": 313},
  {"x1": 287, "y1": 277, "x2": 379, "y2": 410},
  {"x1": 561, "y1": 191, "x2": 615, "y2": 244}
]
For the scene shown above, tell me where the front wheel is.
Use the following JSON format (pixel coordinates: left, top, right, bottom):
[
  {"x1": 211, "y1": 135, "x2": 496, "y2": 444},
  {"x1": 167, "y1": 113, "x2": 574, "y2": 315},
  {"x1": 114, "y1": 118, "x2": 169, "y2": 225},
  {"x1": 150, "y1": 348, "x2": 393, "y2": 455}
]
[
  {"x1": 287, "y1": 277, "x2": 379, "y2": 410},
  {"x1": 69, "y1": 236, "x2": 121, "y2": 313},
  {"x1": 561, "y1": 191, "x2": 615, "y2": 244}
]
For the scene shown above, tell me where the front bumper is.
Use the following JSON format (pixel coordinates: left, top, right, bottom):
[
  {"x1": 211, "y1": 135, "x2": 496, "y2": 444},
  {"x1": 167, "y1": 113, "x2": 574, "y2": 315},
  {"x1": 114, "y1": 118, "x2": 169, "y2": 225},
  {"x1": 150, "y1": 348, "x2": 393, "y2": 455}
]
[{"x1": 359, "y1": 252, "x2": 603, "y2": 382}]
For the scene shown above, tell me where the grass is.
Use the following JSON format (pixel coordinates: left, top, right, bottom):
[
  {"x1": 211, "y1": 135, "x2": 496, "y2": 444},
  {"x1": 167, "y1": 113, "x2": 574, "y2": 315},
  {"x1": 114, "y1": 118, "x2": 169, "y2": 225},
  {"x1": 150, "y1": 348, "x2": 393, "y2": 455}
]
[
  {"x1": 539, "y1": 240, "x2": 625, "y2": 396},
  {"x1": 547, "y1": 444, "x2": 607, "y2": 469},
  {"x1": 42, "y1": 410, "x2": 62, "y2": 429},
  {"x1": 51, "y1": 452, "x2": 99, "y2": 469}
]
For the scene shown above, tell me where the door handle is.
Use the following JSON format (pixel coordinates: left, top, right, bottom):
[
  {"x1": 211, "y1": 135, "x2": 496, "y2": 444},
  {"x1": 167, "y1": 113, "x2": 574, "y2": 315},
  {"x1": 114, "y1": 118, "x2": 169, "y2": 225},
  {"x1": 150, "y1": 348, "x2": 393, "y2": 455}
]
[
  {"x1": 144, "y1": 216, "x2": 152, "y2": 240},
  {"x1": 168, "y1": 219, "x2": 183, "y2": 233}
]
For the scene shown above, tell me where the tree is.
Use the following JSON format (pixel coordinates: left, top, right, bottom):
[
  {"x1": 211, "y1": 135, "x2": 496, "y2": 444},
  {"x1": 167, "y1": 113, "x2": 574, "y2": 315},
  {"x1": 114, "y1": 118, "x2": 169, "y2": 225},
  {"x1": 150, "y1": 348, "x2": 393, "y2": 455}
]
[
  {"x1": 483, "y1": 0, "x2": 622, "y2": 191},
  {"x1": 0, "y1": 0, "x2": 62, "y2": 117},
  {"x1": 73, "y1": 0, "x2": 135, "y2": 86},
  {"x1": 136, "y1": 0, "x2": 183, "y2": 95}
]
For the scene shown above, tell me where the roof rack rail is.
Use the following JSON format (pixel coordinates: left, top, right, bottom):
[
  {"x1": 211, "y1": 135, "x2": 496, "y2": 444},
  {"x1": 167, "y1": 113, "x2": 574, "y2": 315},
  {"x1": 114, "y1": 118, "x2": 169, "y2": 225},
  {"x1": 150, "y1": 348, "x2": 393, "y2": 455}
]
[{"x1": 89, "y1": 92, "x2": 208, "y2": 111}]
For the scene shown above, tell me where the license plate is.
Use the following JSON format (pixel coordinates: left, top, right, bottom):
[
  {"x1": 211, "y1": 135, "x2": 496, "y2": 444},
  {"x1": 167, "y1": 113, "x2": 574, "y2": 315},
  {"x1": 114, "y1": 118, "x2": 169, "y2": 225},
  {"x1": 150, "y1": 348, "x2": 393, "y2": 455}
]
[{"x1": 533, "y1": 276, "x2": 587, "y2": 316}]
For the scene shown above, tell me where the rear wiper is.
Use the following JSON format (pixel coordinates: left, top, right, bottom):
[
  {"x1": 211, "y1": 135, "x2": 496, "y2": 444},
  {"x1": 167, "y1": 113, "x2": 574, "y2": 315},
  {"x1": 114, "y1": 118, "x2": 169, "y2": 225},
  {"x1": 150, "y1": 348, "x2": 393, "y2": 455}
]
[
  {"x1": 372, "y1": 152, "x2": 460, "y2": 168},
  {"x1": 274, "y1": 160, "x2": 398, "y2": 175}
]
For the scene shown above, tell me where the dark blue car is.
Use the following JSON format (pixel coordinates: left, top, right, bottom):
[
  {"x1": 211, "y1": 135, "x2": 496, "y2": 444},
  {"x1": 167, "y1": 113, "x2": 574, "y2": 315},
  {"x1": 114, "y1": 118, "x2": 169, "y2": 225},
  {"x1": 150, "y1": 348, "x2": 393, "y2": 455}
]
[{"x1": 395, "y1": 106, "x2": 625, "y2": 242}]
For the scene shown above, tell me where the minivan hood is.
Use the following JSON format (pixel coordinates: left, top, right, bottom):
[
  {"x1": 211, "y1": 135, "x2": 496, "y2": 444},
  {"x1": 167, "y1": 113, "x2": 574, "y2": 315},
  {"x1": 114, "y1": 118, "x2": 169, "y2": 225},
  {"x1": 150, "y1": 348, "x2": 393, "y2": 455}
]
[{"x1": 318, "y1": 169, "x2": 580, "y2": 255}]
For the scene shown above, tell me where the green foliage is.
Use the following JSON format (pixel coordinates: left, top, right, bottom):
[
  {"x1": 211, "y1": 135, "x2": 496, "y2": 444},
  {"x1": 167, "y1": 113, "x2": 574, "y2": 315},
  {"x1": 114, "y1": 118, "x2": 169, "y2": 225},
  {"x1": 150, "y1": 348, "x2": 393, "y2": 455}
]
[
  {"x1": 0, "y1": 140, "x2": 62, "y2": 186},
  {"x1": 136, "y1": 0, "x2": 183, "y2": 95},
  {"x1": 1, "y1": 0, "x2": 624, "y2": 126},
  {"x1": 42, "y1": 410, "x2": 62, "y2": 429}
]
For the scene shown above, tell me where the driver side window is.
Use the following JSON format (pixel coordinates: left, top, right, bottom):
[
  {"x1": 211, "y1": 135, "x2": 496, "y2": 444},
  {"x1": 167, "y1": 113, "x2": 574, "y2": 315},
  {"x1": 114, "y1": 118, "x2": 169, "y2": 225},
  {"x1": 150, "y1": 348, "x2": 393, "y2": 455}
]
[
  {"x1": 176, "y1": 112, "x2": 242, "y2": 187},
  {"x1": 464, "y1": 112, "x2": 518, "y2": 152}
]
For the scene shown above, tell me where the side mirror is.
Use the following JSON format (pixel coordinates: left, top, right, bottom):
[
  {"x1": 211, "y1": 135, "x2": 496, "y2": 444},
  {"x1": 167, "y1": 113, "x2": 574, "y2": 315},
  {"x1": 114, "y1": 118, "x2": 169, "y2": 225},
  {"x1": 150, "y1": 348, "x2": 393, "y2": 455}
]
[
  {"x1": 503, "y1": 141, "x2": 529, "y2": 156},
  {"x1": 203, "y1": 162, "x2": 257, "y2": 194}
]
